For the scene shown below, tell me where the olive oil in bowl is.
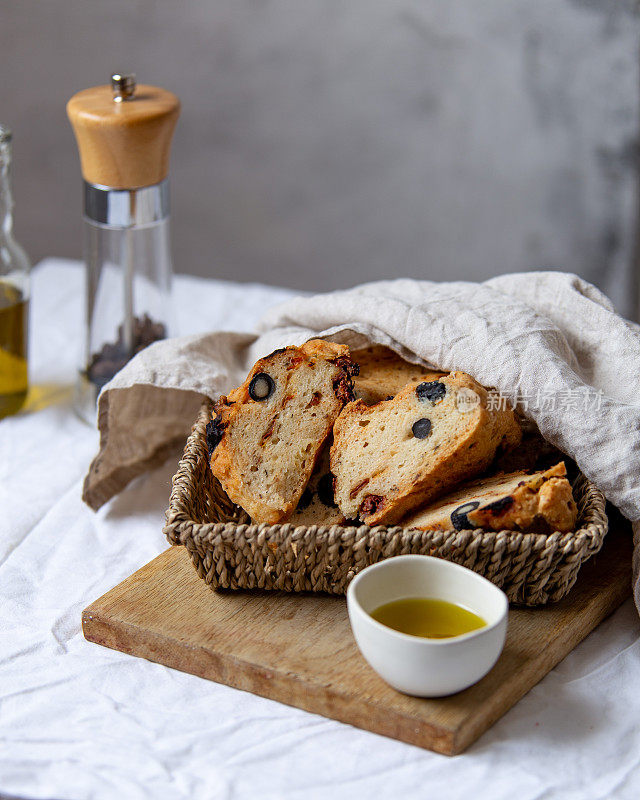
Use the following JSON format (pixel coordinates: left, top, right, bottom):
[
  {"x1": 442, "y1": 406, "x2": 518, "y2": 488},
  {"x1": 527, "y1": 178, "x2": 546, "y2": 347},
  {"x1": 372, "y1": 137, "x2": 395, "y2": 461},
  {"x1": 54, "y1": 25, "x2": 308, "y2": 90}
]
[
  {"x1": 371, "y1": 597, "x2": 486, "y2": 639},
  {"x1": 348, "y1": 556, "x2": 508, "y2": 695}
]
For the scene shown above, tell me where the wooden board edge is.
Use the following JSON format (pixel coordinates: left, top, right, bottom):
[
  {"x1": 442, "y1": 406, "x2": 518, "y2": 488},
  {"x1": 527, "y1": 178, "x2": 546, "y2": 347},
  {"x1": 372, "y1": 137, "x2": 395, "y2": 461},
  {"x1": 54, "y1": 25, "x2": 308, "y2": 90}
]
[{"x1": 82, "y1": 609, "x2": 456, "y2": 755}]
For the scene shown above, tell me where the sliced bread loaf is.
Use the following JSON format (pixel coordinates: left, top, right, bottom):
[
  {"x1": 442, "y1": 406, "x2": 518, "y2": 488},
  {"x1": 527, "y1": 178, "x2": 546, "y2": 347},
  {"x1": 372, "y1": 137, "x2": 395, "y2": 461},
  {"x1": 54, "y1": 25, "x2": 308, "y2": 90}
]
[
  {"x1": 491, "y1": 426, "x2": 565, "y2": 474},
  {"x1": 208, "y1": 339, "x2": 358, "y2": 524},
  {"x1": 330, "y1": 372, "x2": 521, "y2": 526},
  {"x1": 352, "y1": 344, "x2": 446, "y2": 405},
  {"x1": 402, "y1": 462, "x2": 577, "y2": 533}
]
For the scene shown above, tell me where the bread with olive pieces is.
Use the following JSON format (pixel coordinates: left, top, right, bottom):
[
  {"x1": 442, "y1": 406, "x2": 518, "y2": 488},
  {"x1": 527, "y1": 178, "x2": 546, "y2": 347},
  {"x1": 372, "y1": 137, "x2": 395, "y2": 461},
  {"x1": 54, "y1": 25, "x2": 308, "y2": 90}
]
[
  {"x1": 208, "y1": 339, "x2": 358, "y2": 524},
  {"x1": 352, "y1": 344, "x2": 447, "y2": 405},
  {"x1": 282, "y1": 442, "x2": 348, "y2": 527},
  {"x1": 330, "y1": 372, "x2": 522, "y2": 526},
  {"x1": 402, "y1": 462, "x2": 577, "y2": 533}
]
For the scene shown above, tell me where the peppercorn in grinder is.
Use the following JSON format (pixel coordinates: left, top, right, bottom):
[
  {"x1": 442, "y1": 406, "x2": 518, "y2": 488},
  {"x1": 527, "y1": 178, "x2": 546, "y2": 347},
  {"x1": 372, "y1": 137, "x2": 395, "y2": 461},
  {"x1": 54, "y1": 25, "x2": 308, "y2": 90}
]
[{"x1": 67, "y1": 73, "x2": 180, "y2": 422}]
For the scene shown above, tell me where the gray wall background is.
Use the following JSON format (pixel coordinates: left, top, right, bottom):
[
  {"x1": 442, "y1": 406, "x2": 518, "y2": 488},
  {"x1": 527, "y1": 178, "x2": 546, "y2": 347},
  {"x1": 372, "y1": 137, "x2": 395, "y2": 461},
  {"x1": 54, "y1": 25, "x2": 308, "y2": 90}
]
[{"x1": 2, "y1": 0, "x2": 639, "y2": 318}]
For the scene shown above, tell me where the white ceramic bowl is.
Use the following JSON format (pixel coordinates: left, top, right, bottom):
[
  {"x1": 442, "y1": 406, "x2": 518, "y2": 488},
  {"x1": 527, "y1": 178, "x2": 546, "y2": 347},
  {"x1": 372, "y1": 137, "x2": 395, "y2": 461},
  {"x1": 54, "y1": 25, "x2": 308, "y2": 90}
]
[{"x1": 347, "y1": 555, "x2": 508, "y2": 697}]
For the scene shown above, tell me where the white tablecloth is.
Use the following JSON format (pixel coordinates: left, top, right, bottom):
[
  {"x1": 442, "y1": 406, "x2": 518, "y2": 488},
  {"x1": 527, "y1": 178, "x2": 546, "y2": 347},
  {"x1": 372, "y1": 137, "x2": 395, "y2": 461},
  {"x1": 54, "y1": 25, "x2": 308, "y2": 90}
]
[{"x1": 2, "y1": 259, "x2": 640, "y2": 800}]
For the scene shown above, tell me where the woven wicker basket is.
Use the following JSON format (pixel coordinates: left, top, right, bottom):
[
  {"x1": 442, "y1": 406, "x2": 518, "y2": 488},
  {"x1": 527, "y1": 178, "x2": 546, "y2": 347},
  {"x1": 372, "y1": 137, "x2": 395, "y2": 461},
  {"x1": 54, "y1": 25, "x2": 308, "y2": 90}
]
[{"x1": 164, "y1": 401, "x2": 609, "y2": 605}]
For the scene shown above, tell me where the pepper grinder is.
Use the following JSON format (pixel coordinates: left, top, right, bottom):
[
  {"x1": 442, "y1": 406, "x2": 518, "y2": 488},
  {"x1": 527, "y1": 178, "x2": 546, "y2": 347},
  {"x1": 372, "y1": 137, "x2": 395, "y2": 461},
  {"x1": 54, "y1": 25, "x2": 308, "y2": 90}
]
[{"x1": 67, "y1": 73, "x2": 180, "y2": 422}]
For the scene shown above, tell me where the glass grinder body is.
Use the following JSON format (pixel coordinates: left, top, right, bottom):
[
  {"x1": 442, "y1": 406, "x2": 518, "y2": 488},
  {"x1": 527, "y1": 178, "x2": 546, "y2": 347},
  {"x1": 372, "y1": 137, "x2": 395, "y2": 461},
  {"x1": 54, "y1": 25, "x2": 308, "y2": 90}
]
[{"x1": 67, "y1": 73, "x2": 180, "y2": 423}]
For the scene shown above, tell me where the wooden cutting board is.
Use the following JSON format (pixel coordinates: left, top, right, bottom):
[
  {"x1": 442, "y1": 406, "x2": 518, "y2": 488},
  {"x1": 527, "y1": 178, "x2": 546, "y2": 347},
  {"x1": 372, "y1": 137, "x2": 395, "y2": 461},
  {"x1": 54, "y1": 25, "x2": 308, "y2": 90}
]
[{"x1": 83, "y1": 525, "x2": 632, "y2": 756}]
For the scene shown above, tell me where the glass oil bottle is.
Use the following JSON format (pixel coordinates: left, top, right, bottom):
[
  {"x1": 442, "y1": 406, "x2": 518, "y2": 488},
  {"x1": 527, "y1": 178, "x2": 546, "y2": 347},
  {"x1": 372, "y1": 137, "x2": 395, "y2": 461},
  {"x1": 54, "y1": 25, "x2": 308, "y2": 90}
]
[{"x1": 0, "y1": 125, "x2": 30, "y2": 419}]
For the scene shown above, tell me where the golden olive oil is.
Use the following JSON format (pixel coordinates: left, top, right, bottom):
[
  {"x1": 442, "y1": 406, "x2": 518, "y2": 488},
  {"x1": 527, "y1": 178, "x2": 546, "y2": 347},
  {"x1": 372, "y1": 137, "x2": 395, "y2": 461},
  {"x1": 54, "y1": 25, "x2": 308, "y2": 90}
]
[
  {"x1": 0, "y1": 281, "x2": 28, "y2": 418},
  {"x1": 371, "y1": 597, "x2": 486, "y2": 639}
]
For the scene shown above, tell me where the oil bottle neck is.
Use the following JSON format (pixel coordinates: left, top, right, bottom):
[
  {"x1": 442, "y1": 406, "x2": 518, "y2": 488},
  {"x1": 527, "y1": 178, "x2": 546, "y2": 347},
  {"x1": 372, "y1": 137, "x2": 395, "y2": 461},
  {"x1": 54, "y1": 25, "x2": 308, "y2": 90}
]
[{"x1": 0, "y1": 128, "x2": 15, "y2": 240}]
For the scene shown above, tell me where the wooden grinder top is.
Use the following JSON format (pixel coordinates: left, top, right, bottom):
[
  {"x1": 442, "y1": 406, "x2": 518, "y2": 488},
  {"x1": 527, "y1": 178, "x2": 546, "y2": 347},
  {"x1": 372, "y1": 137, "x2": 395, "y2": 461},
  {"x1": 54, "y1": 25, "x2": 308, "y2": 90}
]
[{"x1": 67, "y1": 73, "x2": 180, "y2": 190}]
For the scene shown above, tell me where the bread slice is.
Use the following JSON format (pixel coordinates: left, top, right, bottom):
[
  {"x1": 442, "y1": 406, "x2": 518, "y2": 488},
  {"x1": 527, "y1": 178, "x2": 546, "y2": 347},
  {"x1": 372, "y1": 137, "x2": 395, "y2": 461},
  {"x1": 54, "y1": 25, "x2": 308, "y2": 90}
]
[
  {"x1": 491, "y1": 426, "x2": 565, "y2": 474},
  {"x1": 282, "y1": 442, "x2": 348, "y2": 527},
  {"x1": 331, "y1": 372, "x2": 522, "y2": 526},
  {"x1": 352, "y1": 344, "x2": 446, "y2": 405},
  {"x1": 208, "y1": 339, "x2": 358, "y2": 524},
  {"x1": 402, "y1": 462, "x2": 577, "y2": 534}
]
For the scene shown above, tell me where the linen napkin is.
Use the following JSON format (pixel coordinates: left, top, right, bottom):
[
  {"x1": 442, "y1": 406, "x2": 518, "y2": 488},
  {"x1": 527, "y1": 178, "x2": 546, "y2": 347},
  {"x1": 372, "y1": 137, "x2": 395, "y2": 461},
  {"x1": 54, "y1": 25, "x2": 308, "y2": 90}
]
[{"x1": 82, "y1": 271, "x2": 640, "y2": 611}]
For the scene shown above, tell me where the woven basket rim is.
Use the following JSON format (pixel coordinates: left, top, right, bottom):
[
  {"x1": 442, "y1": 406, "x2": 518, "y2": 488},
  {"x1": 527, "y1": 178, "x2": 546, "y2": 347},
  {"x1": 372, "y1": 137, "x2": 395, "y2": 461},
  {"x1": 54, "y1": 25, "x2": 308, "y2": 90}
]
[{"x1": 164, "y1": 401, "x2": 608, "y2": 603}]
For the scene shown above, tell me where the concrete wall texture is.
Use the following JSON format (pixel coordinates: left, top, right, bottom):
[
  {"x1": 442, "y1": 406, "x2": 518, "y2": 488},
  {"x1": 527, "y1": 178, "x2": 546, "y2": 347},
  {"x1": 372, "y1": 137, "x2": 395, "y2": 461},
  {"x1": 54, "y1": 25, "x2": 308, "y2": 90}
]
[{"x1": 1, "y1": 0, "x2": 639, "y2": 318}]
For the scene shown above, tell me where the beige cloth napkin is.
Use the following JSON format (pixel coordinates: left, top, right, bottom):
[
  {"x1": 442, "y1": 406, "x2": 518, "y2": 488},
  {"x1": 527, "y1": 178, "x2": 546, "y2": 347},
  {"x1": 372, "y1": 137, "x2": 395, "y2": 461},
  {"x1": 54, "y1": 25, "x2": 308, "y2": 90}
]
[{"x1": 83, "y1": 271, "x2": 640, "y2": 611}]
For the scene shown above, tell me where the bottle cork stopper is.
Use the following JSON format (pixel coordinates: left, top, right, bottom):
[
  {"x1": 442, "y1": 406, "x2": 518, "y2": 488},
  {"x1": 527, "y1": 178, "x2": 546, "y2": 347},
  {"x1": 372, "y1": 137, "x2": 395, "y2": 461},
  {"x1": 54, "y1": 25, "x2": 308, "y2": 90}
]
[{"x1": 67, "y1": 74, "x2": 180, "y2": 189}]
